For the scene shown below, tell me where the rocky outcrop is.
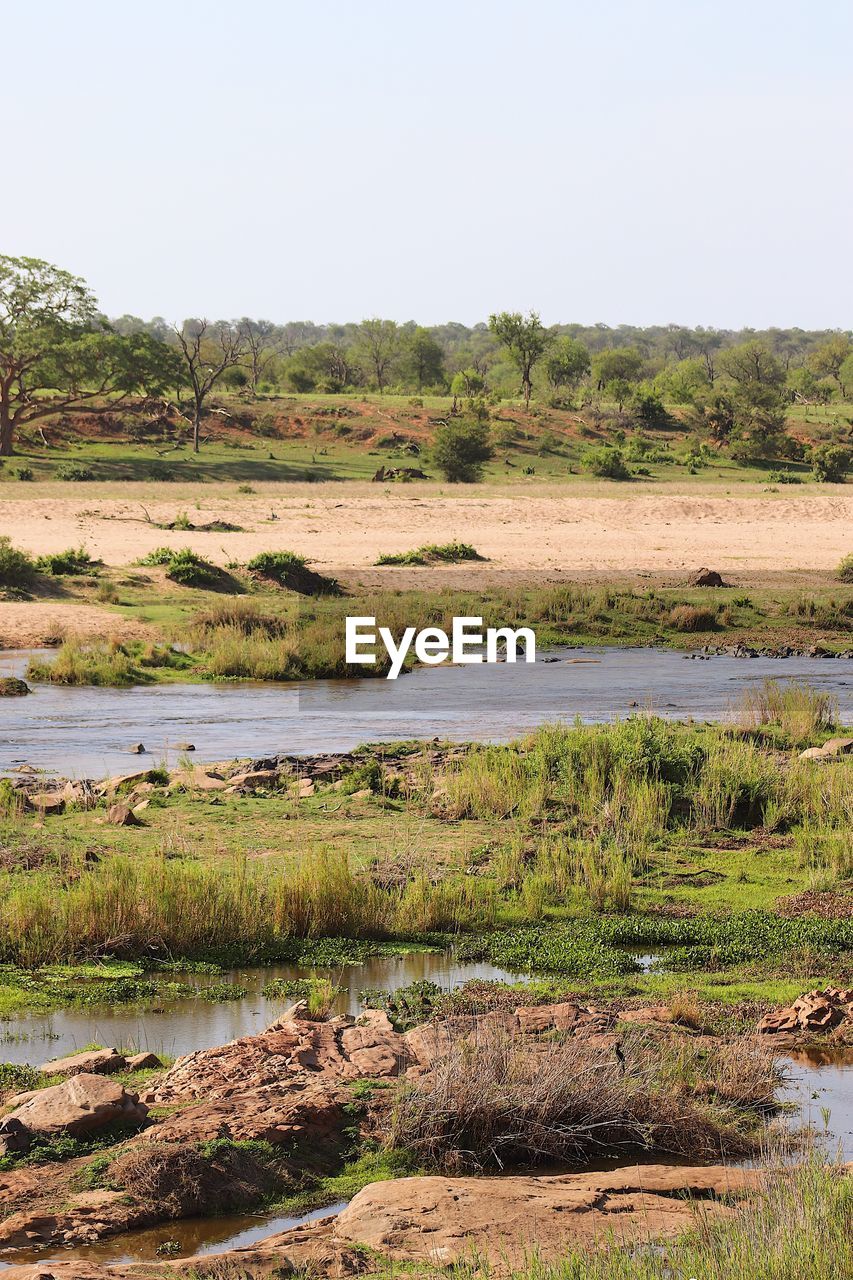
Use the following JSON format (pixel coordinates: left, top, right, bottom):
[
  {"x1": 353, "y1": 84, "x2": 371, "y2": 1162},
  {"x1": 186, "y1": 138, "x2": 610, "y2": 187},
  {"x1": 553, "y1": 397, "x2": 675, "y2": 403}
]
[
  {"x1": 39, "y1": 1048, "x2": 126, "y2": 1078},
  {"x1": 0, "y1": 677, "x2": 30, "y2": 696},
  {"x1": 689, "y1": 568, "x2": 725, "y2": 587},
  {"x1": 4, "y1": 1074, "x2": 147, "y2": 1138},
  {"x1": 757, "y1": 987, "x2": 853, "y2": 1035}
]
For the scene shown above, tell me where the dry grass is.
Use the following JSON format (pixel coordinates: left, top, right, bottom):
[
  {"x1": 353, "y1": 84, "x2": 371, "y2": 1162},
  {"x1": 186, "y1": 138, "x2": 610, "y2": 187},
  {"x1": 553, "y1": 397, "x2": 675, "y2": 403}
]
[
  {"x1": 735, "y1": 678, "x2": 839, "y2": 745},
  {"x1": 389, "y1": 1022, "x2": 778, "y2": 1171}
]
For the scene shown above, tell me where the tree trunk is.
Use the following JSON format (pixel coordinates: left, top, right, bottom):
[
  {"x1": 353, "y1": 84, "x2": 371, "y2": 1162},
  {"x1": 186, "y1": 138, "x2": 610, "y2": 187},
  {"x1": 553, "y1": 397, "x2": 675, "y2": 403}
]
[
  {"x1": 523, "y1": 374, "x2": 532, "y2": 408},
  {"x1": 193, "y1": 402, "x2": 202, "y2": 453},
  {"x1": 0, "y1": 403, "x2": 12, "y2": 457}
]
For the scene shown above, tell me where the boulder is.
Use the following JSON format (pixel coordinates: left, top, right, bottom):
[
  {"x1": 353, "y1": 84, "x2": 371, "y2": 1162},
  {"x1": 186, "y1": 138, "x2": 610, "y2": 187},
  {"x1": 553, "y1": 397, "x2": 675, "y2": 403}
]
[
  {"x1": 0, "y1": 1117, "x2": 30, "y2": 1156},
  {"x1": 26, "y1": 793, "x2": 65, "y2": 815},
  {"x1": 514, "y1": 1001, "x2": 612, "y2": 1035},
  {"x1": 5, "y1": 1073, "x2": 147, "y2": 1138},
  {"x1": 798, "y1": 737, "x2": 853, "y2": 761},
  {"x1": 175, "y1": 742, "x2": 195, "y2": 751},
  {"x1": 40, "y1": 1048, "x2": 126, "y2": 1078},
  {"x1": 227, "y1": 769, "x2": 282, "y2": 791},
  {"x1": 757, "y1": 987, "x2": 852, "y2": 1034},
  {"x1": 106, "y1": 803, "x2": 140, "y2": 827},
  {"x1": 169, "y1": 766, "x2": 227, "y2": 792},
  {"x1": 125, "y1": 1052, "x2": 162, "y2": 1071},
  {"x1": 127, "y1": 743, "x2": 146, "y2": 755}
]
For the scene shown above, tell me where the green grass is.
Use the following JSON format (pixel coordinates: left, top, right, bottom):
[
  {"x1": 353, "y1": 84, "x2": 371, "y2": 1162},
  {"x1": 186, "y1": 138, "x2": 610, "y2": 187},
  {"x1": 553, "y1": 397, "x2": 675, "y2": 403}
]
[{"x1": 376, "y1": 541, "x2": 485, "y2": 566}]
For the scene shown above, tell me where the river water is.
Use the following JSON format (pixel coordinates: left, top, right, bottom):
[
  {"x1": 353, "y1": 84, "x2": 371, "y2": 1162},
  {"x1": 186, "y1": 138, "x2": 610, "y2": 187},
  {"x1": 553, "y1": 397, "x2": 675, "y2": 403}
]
[{"x1": 1, "y1": 647, "x2": 850, "y2": 777}]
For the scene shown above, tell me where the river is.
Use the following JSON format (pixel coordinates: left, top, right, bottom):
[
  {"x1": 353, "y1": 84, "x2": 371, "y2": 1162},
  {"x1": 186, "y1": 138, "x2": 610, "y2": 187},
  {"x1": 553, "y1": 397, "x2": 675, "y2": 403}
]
[{"x1": 1, "y1": 647, "x2": 850, "y2": 777}]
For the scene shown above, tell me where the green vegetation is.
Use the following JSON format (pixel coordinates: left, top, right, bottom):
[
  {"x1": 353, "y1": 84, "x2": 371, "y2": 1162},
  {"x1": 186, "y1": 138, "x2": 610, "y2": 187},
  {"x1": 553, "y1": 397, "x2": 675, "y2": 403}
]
[
  {"x1": 376, "y1": 541, "x2": 484, "y2": 566},
  {"x1": 33, "y1": 546, "x2": 97, "y2": 576},
  {"x1": 0, "y1": 535, "x2": 35, "y2": 590}
]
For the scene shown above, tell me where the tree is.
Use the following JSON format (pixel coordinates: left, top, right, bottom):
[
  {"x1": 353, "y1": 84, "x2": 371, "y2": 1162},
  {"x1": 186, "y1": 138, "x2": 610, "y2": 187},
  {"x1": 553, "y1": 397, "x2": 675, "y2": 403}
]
[
  {"x1": 174, "y1": 319, "x2": 246, "y2": 453},
  {"x1": 591, "y1": 346, "x2": 644, "y2": 391},
  {"x1": 545, "y1": 336, "x2": 590, "y2": 389},
  {"x1": 355, "y1": 318, "x2": 399, "y2": 393},
  {"x1": 718, "y1": 342, "x2": 787, "y2": 459},
  {"x1": 401, "y1": 327, "x2": 445, "y2": 391},
  {"x1": 237, "y1": 319, "x2": 281, "y2": 394},
  {"x1": 807, "y1": 335, "x2": 851, "y2": 396},
  {"x1": 0, "y1": 255, "x2": 176, "y2": 457},
  {"x1": 432, "y1": 417, "x2": 493, "y2": 482},
  {"x1": 488, "y1": 311, "x2": 552, "y2": 407}
]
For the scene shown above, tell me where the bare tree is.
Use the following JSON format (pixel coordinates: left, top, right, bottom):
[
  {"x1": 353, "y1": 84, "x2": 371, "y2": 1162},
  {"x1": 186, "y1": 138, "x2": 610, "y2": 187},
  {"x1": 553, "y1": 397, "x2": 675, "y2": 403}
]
[
  {"x1": 174, "y1": 319, "x2": 246, "y2": 452},
  {"x1": 237, "y1": 318, "x2": 281, "y2": 395}
]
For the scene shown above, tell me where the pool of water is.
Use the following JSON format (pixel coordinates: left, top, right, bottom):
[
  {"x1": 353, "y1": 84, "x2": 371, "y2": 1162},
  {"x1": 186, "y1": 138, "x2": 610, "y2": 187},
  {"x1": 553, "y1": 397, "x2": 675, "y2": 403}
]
[
  {"x1": 1, "y1": 647, "x2": 849, "y2": 777},
  {"x1": 0, "y1": 951, "x2": 531, "y2": 1067}
]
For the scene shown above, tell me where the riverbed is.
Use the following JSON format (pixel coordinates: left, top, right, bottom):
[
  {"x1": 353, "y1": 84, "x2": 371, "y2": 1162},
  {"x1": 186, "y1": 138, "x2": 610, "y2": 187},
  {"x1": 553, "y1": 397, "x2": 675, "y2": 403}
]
[{"x1": 1, "y1": 646, "x2": 849, "y2": 777}]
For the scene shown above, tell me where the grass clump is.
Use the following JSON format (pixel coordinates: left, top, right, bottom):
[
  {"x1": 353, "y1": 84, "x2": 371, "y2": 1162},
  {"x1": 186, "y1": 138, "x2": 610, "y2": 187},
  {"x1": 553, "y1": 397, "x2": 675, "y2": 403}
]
[
  {"x1": 736, "y1": 678, "x2": 838, "y2": 745},
  {"x1": 137, "y1": 546, "x2": 223, "y2": 588},
  {"x1": 0, "y1": 536, "x2": 36, "y2": 590},
  {"x1": 191, "y1": 599, "x2": 288, "y2": 637},
  {"x1": 34, "y1": 546, "x2": 97, "y2": 576},
  {"x1": 837, "y1": 553, "x2": 853, "y2": 583},
  {"x1": 55, "y1": 461, "x2": 96, "y2": 481},
  {"x1": 247, "y1": 550, "x2": 341, "y2": 596},
  {"x1": 376, "y1": 541, "x2": 485, "y2": 566},
  {"x1": 389, "y1": 1022, "x2": 775, "y2": 1170},
  {"x1": 26, "y1": 639, "x2": 144, "y2": 687},
  {"x1": 668, "y1": 603, "x2": 719, "y2": 632}
]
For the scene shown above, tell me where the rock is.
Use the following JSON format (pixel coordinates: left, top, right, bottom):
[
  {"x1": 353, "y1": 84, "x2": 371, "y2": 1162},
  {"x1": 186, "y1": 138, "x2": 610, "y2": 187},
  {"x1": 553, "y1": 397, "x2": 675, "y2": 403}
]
[
  {"x1": 175, "y1": 742, "x2": 195, "y2": 751},
  {"x1": 106, "y1": 803, "x2": 140, "y2": 827},
  {"x1": 619, "y1": 1005, "x2": 675, "y2": 1024},
  {"x1": 514, "y1": 1001, "x2": 612, "y2": 1035},
  {"x1": 265, "y1": 1164, "x2": 765, "y2": 1269},
  {"x1": 227, "y1": 769, "x2": 282, "y2": 791},
  {"x1": 125, "y1": 1052, "x2": 163, "y2": 1071},
  {"x1": 40, "y1": 1048, "x2": 127, "y2": 1078},
  {"x1": 0, "y1": 677, "x2": 30, "y2": 696},
  {"x1": 26, "y1": 792, "x2": 65, "y2": 815},
  {"x1": 689, "y1": 568, "x2": 725, "y2": 587},
  {"x1": 97, "y1": 770, "x2": 160, "y2": 795},
  {"x1": 0, "y1": 1117, "x2": 30, "y2": 1156},
  {"x1": 5, "y1": 1074, "x2": 147, "y2": 1138},
  {"x1": 127, "y1": 743, "x2": 146, "y2": 755},
  {"x1": 169, "y1": 766, "x2": 227, "y2": 792},
  {"x1": 799, "y1": 737, "x2": 853, "y2": 761},
  {"x1": 757, "y1": 987, "x2": 852, "y2": 1034}
]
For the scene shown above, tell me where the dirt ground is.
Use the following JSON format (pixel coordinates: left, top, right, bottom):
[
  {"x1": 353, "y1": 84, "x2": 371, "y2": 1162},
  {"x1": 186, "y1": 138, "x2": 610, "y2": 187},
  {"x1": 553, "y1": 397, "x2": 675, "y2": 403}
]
[{"x1": 1, "y1": 485, "x2": 851, "y2": 574}]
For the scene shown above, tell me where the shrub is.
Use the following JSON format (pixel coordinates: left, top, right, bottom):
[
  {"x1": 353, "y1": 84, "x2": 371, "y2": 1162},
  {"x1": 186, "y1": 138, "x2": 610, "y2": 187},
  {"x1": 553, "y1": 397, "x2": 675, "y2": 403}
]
[
  {"x1": 810, "y1": 444, "x2": 850, "y2": 483},
  {"x1": 837, "y1": 553, "x2": 853, "y2": 584},
  {"x1": 34, "y1": 547, "x2": 96, "y2": 576},
  {"x1": 164, "y1": 550, "x2": 220, "y2": 588},
  {"x1": 26, "y1": 640, "x2": 142, "y2": 687},
  {"x1": 55, "y1": 462, "x2": 95, "y2": 481},
  {"x1": 432, "y1": 419, "x2": 493, "y2": 482},
  {"x1": 12, "y1": 467, "x2": 33, "y2": 481},
  {"x1": 582, "y1": 446, "x2": 630, "y2": 480},
  {"x1": 0, "y1": 537, "x2": 35, "y2": 589},
  {"x1": 376, "y1": 542, "x2": 484, "y2": 566},
  {"x1": 247, "y1": 551, "x2": 341, "y2": 596},
  {"x1": 191, "y1": 599, "x2": 287, "y2": 636}
]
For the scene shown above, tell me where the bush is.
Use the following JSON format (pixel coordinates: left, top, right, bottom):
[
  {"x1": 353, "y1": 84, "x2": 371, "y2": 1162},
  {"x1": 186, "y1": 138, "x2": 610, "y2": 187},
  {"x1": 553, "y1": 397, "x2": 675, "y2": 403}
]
[
  {"x1": 432, "y1": 419, "x2": 493, "y2": 482},
  {"x1": 811, "y1": 444, "x2": 850, "y2": 483},
  {"x1": 376, "y1": 541, "x2": 484, "y2": 566},
  {"x1": 164, "y1": 550, "x2": 221, "y2": 588},
  {"x1": 582, "y1": 446, "x2": 631, "y2": 480},
  {"x1": 247, "y1": 550, "x2": 340, "y2": 596},
  {"x1": 0, "y1": 537, "x2": 35, "y2": 589},
  {"x1": 12, "y1": 467, "x2": 33, "y2": 481},
  {"x1": 34, "y1": 547, "x2": 96, "y2": 576},
  {"x1": 837, "y1": 554, "x2": 853, "y2": 584},
  {"x1": 55, "y1": 462, "x2": 95, "y2": 481}
]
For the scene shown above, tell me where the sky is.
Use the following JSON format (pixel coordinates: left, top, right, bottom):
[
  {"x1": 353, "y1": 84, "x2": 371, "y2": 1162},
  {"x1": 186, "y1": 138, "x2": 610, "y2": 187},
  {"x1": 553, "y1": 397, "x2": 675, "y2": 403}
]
[{"x1": 4, "y1": 0, "x2": 852, "y2": 329}]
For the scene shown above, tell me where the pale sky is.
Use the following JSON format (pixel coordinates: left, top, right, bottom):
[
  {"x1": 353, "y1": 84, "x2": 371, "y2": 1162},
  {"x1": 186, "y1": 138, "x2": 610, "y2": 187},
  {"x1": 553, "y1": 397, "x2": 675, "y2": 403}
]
[{"x1": 4, "y1": 0, "x2": 851, "y2": 329}]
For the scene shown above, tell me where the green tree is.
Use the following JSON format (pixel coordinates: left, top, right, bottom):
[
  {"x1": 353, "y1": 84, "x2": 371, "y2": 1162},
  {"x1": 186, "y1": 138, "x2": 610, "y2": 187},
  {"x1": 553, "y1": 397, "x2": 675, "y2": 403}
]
[
  {"x1": 174, "y1": 319, "x2": 247, "y2": 453},
  {"x1": 450, "y1": 368, "x2": 485, "y2": 397},
  {"x1": 432, "y1": 417, "x2": 493, "y2": 482},
  {"x1": 237, "y1": 319, "x2": 281, "y2": 394},
  {"x1": 401, "y1": 327, "x2": 445, "y2": 391},
  {"x1": 810, "y1": 443, "x2": 850, "y2": 483},
  {"x1": 591, "y1": 346, "x2": 644, "y2": 391},
  {"x1": 0, "y1": 255, "x2": 176, "y2": 456},
  {"x1": 355, "y1": 318, "x2": 399, "y2": 393},
  {"x1": 488, "y1": 311, "x2": 552, "y2": 407},
  {"x1": 807, "y1": 334, "x2": 851, "y2": 396},
  {"x1": 545, "y1": 336, "x2": 590, "y2": 389},
  {"x1": 717, "y1": 341, "x2": 788, "y2": 459}
]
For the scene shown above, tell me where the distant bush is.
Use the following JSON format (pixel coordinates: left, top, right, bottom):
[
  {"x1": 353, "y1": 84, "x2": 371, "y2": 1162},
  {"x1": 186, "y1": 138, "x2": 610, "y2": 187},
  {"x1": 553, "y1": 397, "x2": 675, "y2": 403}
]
[
  {"x1": 810, "y1": 444, "x2": 850, "y2": 483},
  {"x1": 27, "y1": 640, "x2": 142, "y2": 687},
  {"x1": 837, "y1": 554, "x2": 853, "y2": 584},
  {"x1": 432, "y1": 419, "x2": 493, "y2": 483},
  {"x1": 582, "y1": 446, "x2": 631, "y2": 480},
  {"x1": 163, "y1": 550, "x2": 221, "y2": 588},
  {"x1": 34, "y1": 547, "x2": 96, "y2": 576},
  {"x1": 767, "y1": 470, "x2": 802, "y2": 484},
  {"x1": 12, "y1": 467, "x2": 33, "y2": 481},
  {"x1": 0, "y1": 537, "x2": 36, "y2": 589},
  {"x1": 138, "y1": 547, "x2": 180, "y2": 566},
  {"x1": 247, "y1": 550, "x2": 341, "y2": 596},
  {"x1": 55, "y1": 462, "x2": 95, "y2": 481}
]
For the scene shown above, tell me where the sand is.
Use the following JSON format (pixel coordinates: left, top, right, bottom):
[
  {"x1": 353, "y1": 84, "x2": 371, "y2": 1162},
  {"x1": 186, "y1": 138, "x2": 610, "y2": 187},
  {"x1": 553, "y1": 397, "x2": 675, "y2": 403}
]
[{"x1": 1, "y1": 485, "x2": 850, "y2": 574}]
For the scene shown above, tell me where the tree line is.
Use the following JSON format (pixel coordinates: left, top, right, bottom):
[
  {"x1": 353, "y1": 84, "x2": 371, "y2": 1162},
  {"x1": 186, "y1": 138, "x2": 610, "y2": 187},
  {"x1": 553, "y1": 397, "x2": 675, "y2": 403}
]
[{"x1": 2, "y1": 253, "x2": 852, "y2": 460}]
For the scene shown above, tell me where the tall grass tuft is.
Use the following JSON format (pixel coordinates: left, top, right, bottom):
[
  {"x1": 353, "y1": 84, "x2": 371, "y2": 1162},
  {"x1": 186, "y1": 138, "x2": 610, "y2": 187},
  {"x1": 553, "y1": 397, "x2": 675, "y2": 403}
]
[{"x1": 736, "y1": 678, "x2": 838, "y2": 746}]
